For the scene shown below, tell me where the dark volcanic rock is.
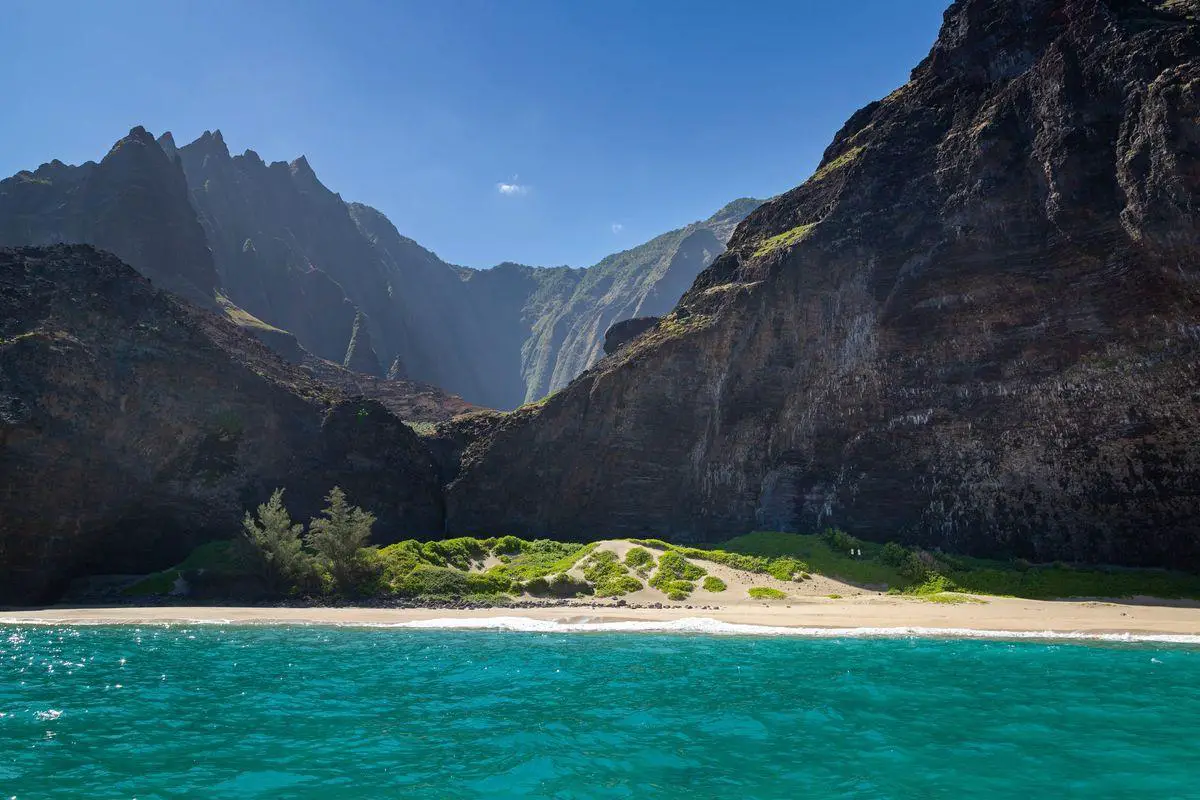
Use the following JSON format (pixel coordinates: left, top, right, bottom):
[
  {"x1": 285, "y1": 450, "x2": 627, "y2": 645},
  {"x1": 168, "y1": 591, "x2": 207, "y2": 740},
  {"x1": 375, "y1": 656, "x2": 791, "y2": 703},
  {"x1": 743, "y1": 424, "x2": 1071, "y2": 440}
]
[
  {"x1": 0, "y1": 127, "x2": 217, "y2": 305},
  {"x1": 0, "y1": 245, "x2": 443, "y2": 604},
  {"x1": 603, "y1": 317, "x2": 661, "y2": 355},
  {"x1": 343, "y1": 311, "x2": 383, "y2": 376},
  {"x1": 446, "y1": 0, "x2": 1200, "y2": 568}
]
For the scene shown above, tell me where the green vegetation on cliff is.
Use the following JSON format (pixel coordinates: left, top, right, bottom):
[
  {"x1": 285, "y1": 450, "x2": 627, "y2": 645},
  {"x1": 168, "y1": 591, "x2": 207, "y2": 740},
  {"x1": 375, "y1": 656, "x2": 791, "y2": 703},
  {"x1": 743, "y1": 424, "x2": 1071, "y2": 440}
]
[{"x1": 752, "y1": 223, "x2": 816, "y2": 258}]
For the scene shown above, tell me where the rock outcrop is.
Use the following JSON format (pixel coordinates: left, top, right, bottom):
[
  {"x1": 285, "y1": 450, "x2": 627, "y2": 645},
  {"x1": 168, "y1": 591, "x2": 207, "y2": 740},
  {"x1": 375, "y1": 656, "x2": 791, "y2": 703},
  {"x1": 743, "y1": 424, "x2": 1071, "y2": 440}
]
[
  {"x1": 0, "y1": 245, "x2": 443, "y2": 604},
  {"x1": 604, "y1": 317, "x2": 661, "y2": 355},
  {"x1": 444, "y1": 0, "x2": 1200, "y2": 568},
  {"x1": 343, "y1": 311, "x2": 383, "y2": 376}
]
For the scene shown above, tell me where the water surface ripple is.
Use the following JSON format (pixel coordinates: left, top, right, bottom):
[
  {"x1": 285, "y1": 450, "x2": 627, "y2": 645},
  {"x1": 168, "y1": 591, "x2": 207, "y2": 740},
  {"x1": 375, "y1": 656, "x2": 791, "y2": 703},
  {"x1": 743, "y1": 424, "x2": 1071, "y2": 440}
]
[{"x1": 2, "y1": 625, "x2": 1198, "y2": 798}]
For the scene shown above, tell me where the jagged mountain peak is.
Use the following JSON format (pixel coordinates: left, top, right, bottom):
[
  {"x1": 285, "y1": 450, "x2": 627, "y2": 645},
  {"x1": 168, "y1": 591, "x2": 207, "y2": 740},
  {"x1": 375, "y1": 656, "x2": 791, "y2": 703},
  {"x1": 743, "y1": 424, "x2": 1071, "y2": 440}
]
[
  {"x1": 103, "y1": 125, "x2": 162, "y2": 160},
  {"x1": 289, "y1": 154, "x2": 318, "y2": 180},
  {"x1": 157, "y1": 131, "x2": 178, "y2": 160},
  {"x1": 188, "y1": 129, "x2": 231, "y2": 160}
]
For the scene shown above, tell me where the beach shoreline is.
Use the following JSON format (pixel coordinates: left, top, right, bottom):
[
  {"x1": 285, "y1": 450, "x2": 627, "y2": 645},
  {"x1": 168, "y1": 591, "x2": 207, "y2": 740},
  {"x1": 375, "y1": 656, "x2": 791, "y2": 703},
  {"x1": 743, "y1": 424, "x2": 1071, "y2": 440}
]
[{"x1": 4, "y1": 594, "x2": 1200, "y2": 640}]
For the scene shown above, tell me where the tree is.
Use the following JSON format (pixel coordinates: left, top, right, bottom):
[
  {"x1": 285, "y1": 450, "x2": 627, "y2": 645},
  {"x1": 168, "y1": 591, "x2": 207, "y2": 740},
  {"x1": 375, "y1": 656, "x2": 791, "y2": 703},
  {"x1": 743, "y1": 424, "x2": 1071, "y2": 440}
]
[
  {"x1": 305, "y1": 487, "x2": 376, "y2": 593},
  {"x1": 242, "y1": 489, "x2": 310, "y2": 592}
]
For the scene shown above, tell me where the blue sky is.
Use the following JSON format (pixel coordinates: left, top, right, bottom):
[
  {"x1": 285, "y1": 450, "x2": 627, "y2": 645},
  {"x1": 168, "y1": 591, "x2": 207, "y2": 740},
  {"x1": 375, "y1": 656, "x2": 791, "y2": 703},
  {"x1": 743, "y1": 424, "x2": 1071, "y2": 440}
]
[{"x1": 3, "y1": 0, "x2": 947, "y2": 268}]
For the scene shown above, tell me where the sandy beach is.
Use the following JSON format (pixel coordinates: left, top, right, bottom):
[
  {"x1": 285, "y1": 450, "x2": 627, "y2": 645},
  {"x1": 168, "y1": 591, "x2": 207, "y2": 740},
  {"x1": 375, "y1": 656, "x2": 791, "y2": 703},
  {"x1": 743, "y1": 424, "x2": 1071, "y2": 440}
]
[{"x1": 4, "y1": 593, "x2": 1200, "y2": 638}]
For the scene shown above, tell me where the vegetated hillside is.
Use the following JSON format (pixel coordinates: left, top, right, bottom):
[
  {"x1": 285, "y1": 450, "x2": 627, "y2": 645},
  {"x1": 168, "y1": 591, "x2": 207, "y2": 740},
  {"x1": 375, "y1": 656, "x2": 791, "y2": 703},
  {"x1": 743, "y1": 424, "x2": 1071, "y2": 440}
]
[
  {"x1": 443, "y1": 0, "x2": 1200, "y2": 568},
  {"x1": 0, "y1": 245, "x2": 443, "y2": 604},
  {"x1": 522, "y1": 198, "x2": 760, "y2": 401}
]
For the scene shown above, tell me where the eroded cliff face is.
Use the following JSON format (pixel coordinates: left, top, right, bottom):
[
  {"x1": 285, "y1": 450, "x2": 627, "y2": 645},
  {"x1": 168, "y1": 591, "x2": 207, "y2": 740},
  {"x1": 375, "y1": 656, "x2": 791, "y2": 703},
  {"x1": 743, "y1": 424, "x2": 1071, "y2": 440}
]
[
  {"x1": 0, "y1": 246, "x2": 443, "y2": 604},
  {"x1": 445, "y1": 0, "x2": 1200, "y2": 567}
]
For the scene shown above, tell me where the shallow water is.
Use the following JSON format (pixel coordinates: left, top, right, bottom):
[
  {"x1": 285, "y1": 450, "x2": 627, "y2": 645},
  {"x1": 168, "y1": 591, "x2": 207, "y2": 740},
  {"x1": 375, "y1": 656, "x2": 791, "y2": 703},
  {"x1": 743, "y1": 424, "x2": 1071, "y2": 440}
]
[{"x1": 2, "y1": 624, "x2": 1198, "y2": 799}]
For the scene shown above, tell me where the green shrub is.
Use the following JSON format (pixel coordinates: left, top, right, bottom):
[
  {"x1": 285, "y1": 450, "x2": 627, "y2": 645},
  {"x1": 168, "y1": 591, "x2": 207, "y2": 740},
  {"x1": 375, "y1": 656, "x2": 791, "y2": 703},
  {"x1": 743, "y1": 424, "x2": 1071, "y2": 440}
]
[
  {"x1": 397, "y1": 565, "x2": 469, "y2": 597},
  {"x1": 465, "y1": 570, "x2": 516, "y2": 596},
  {"x1": 546, "y1": 572, "x2": 591, "y2": 598},
  {"x1": 820, "y1": 528, "x2": 860, "y2": 554},
  {"x1": 911, "y1": 573, "x2": 959, "y2": 595},
  {"x1": 648, "y1": 551, "x2": 706, "y2": 598},
  {"x1": 658, "y1": 579, "x2": 695, "y2": 600},
  {"x1": 702, "y1": 576, "x2": 727, "y2": 592},
  {"x1": 627, "y1": 538, "x2": 673, "y2": 550},
  {"x1": 879, "y1": 541, "x2": 910, "y2": 567},
  {"x1": 581, "y1": 550, "x2": 643, "y2": 597},
  {"x1": 827, "y1": 594, "x2": 842, "y2": 599},
  {"x1": 768, "y1": 557, "x2": 806, "y2": 581},
  {"x1": 748, "y1": 587, "x2": 787, "y2": 600},
  {"x1": 421, "y1": 538, "x2": 489, "y2": 570},
  {"x1": 376, "y1": 540, "x2": 427, "y2": 585},
  {"x1": 624, "y1": 547, "x2": 656, "y2": 573},
  {"x1": 523, "y1": 577, "x2": 550, "y2": 595},
  {"x1": 596, "y1": 575, "x2": 643, "y2": 597},
  {"x1": 493, "y1": 535, "x2": 524, "y2": 555},
  {"x1": 656, "y1": 550, "x2": 706, "y2": 581}
]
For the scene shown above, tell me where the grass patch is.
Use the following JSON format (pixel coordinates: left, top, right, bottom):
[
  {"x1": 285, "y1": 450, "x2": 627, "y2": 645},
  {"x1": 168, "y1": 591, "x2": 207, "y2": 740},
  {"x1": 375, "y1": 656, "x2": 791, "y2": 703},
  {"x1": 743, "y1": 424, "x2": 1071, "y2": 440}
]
[
  {"x1": 720, "y1": 531, "x2": 905, "y2": 587},
  {"x1": 403, "y1": 420, "x2": 437, "y2": 437},
  {"x1": 662, "y1": 581, "x2": 695, "y2": 601},
  {"x1": 916, "y1": 593, "x2": 986, "y2": 605},
  {"x1": 217, "y1": 294, "x2": 286, "y2": 333},
  {"x1": 702, "y1": 576, "x2": 727, "y2": 592},
  {"x1": 123, "y1": 541, "x2": 248, "y2": 596},
  {"x1": 753, "y1": 223, "x2": 816, "y2": 258},
  {"x1": 728, "y1": 532, "x2": 1200, "y2": 601},
  {"x1": 827, "y1": 594, "x2": 842, "y2": 599},
  {"x1": 810, "y1": 145, "x2": 865, "y2": 182},
  {"x1": 748, "y1": 587, "x2": 788, "y2": 600}
]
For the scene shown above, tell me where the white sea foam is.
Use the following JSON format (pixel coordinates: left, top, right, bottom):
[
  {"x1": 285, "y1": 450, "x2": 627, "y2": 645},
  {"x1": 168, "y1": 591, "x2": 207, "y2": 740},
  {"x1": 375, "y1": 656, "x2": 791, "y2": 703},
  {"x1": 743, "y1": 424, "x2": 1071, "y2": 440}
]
[
  {"x1": 364, "y1": 615, "x2": 1200, "y2": 644},
  {"x1": 3, "y1": 616, "x2": 1199, "y2": 644}
]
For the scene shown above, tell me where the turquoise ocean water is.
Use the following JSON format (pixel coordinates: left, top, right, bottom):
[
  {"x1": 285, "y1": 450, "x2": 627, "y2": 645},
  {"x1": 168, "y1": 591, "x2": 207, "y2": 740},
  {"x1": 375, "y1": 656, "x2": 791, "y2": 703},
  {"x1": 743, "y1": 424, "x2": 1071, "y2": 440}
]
[{"x1": 2, "y1": 622, "x2": 1199, "y2": 799}]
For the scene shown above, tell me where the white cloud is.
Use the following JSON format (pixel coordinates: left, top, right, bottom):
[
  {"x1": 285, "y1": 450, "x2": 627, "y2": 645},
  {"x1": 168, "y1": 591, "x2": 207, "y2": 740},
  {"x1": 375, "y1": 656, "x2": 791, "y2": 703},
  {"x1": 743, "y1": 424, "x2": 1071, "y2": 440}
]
[
  {"x1": 496, "y1": 176, "x2": 528, "y2": 196},
  {"x1": 611, "y1": 223, "x2": 624, "y2": 234}
]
